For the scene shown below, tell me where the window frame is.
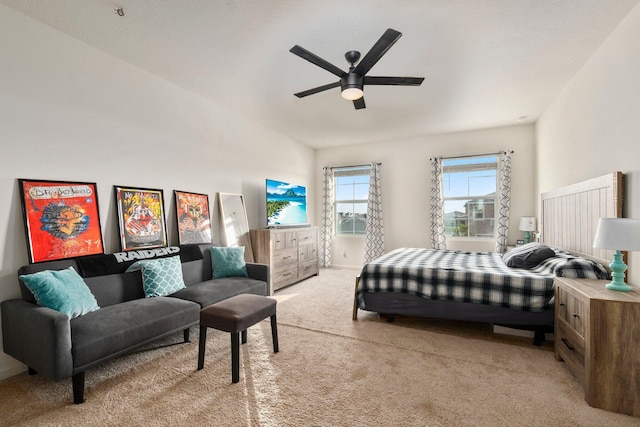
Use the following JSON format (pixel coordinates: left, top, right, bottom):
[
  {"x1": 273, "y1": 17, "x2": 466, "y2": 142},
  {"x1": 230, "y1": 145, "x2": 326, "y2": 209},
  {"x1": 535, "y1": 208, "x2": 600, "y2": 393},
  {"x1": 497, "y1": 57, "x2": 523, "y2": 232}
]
[
  {"x1": 333, "y1": 166, "x2": 370, "y2": 236},
  {"x1": 441, "y1": 154, "x2": 498, "y2": 239}
]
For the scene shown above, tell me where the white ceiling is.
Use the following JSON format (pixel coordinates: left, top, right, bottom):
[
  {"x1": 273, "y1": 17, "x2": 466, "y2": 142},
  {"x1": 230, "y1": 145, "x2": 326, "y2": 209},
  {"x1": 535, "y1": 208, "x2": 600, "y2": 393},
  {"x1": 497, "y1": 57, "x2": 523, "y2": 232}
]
[{"x1": 2, "y1": 0, "x2": 638, "y2": 149}]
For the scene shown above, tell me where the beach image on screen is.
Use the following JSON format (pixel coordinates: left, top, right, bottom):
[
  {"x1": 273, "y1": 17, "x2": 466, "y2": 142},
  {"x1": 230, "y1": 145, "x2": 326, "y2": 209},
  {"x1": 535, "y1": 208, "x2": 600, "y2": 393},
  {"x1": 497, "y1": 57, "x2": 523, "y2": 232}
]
[{"x1": 266, "y1": 179, "x2": 307, "y2": 226}]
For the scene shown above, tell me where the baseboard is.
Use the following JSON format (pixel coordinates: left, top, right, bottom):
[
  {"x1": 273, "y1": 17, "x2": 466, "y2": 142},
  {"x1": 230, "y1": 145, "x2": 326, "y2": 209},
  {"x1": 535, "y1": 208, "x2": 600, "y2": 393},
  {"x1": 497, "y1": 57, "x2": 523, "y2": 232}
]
[
  {"x1": 0, "y1": 363, "x2": 26, "y2": 381},
  {"x1": 493, "y1": 325, "x2": 554, "y2": 341},
  {"x1": 329, "y1": 263, "x2": 362, "y2": 270}
]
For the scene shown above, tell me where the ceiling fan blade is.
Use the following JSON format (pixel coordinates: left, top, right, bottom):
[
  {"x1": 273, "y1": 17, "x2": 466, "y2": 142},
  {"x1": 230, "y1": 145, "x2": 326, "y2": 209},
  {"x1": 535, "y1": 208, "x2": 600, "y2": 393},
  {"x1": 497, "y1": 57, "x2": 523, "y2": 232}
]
[
  {"x1": 364, "y1": 76, "x2": 425, "y2": 86},
  {"x1": 290, "y1": 45, "x2": 346, "y2": 78},
  {"x1": 353, "y1": 28, "x2": 402, "y2": 76},
  {"x1": 294, "y1": 81, "x2": 341, "y2": 98},
  {"x1": 353, "y1": 97, "x2": 366, "y2": 110}
]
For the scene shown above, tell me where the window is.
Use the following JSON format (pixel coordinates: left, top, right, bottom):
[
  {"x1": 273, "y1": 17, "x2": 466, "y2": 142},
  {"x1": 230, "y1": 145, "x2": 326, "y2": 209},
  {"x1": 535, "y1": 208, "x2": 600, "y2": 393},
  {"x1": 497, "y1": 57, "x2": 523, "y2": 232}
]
[
  {"x1": 334, "y1": 166, "x2": 370, "y2": 235},
  {"x1": 442, "y1": 155, "x2": 497, "y2": 238}
]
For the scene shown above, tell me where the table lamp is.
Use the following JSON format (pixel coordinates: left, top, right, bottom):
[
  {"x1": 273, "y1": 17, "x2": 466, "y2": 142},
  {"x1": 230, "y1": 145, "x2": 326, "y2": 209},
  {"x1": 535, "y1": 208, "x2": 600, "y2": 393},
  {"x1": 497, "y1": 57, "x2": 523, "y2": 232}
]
[
  {"x1": 593, "y1": 218, "x2": 640, "y2": 291},
  {"x1": 519, "y1": 216, "x2": 536, "y2": 244}
]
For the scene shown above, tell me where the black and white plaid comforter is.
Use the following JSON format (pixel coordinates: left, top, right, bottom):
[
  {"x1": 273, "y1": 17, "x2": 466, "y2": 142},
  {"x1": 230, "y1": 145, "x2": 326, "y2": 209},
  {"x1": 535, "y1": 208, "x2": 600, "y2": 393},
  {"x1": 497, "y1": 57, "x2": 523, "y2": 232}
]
[{"x1": 357, "y1": 247, "x2": 608, "y2": 312}]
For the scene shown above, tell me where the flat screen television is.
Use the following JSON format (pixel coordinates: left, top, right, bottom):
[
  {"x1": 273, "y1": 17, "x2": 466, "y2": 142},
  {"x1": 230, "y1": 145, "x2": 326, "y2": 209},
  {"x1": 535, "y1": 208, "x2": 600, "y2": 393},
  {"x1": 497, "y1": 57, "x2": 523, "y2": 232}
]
[{"x1": 266, "y1": 179, "x2": 307, "y2": 227}]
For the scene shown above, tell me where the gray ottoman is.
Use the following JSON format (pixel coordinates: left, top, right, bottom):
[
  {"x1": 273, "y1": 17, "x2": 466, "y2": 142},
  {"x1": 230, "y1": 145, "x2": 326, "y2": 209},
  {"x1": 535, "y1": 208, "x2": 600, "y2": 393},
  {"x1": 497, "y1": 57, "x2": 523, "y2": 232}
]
[{"x1": 197, "y1": 294, "x2": 278, "y2": 383}]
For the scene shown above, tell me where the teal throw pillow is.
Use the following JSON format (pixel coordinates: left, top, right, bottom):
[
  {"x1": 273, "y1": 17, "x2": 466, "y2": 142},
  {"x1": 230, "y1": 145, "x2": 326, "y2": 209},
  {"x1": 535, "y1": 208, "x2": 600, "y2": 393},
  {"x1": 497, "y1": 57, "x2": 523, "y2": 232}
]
[
  {"x1": 211, "y1": 246, "x2": 248, "y2": 279},
  {"x1": 126, "y1": 255, "x2": 186, "y2": 297},
  {"x1": 19, "y1": 266, "x2": 100, "y2": 319}
]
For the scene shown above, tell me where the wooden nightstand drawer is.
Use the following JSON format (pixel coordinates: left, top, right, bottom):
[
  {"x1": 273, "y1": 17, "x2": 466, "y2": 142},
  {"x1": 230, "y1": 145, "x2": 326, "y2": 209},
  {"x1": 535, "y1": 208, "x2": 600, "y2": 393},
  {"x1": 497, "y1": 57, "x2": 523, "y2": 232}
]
[
  {"x1": 556, "y1": 317, "x2": 585, "y2": 382},
  {"x1": 557, "y1": 285, "x2": 587, "y2": 336}
]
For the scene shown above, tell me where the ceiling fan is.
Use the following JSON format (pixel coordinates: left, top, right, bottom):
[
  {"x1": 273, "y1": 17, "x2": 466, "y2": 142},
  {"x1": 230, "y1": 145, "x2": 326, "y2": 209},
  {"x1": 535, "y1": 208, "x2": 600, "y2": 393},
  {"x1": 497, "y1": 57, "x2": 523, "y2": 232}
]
[{"x1": 290, "y1": 28, "x2": 424, "y2": 110}]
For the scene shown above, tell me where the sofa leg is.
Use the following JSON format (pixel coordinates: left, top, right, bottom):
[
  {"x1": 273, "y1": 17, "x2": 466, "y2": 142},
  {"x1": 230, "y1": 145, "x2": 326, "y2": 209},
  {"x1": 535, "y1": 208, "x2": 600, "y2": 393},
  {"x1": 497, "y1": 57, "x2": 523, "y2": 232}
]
[
  {"x1": 184, "y1": 328, "x2": 190, "y2": 343},
  {"x1": 72, "y1": 372, "x2": 85, "y2": 404},
  {"x1": 28, "y1": 367, "x2": 37, "y2": 375}
]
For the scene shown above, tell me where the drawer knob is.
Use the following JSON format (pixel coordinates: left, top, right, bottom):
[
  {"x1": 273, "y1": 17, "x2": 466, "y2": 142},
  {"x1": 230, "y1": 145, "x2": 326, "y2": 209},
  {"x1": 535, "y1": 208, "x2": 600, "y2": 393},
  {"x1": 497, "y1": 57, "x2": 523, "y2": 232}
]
[
  {"x1": 573, "y1": 313, "x2": 579, "y2": 318},
  {"x1": 561, "y1": 338, "x2": 575, "y2": 351},
  {"x1": 559, "y1": 303, "x2": 565, "y2": 307}
]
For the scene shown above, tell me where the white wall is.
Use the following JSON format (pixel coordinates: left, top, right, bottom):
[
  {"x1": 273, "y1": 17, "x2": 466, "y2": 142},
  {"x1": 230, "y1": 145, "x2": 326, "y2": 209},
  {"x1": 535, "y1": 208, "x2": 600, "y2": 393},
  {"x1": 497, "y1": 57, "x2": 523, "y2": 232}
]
[
  {"x1": 536, "y1": 2, "x2": 640, "y2": 284},
  {"x1": 315, "y1": 124, "x2": 536, "y2": 267},
  {"x1": 0, "y1": 5, "x2": 314, "y2": 380}
]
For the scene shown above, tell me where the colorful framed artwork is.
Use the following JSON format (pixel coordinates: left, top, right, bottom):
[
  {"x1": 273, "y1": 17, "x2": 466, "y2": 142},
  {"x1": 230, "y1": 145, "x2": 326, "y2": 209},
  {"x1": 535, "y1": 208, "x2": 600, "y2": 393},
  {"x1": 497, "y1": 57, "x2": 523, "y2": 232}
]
[
  {"x1": 18, "y1": 179, "x2": 105, "y2": 263},
  {"x1": 174, "y1": 190, "x2": 212, "y2": 244},
  {"x1": 114, "y1": 185, "x2": 167, "y2": 251}
]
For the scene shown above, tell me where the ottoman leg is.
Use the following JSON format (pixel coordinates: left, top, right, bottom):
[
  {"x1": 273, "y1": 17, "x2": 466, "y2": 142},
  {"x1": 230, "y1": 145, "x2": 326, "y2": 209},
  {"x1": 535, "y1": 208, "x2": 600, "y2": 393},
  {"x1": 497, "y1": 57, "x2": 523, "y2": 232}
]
[
  {"x1": 271, "y1": 314, "x2": 279, "y2": 353},
  {"x1": 197, "y1": 326, "x2": 207, "y2": 370},
  {"x1": 231, "y1": 332, "x2": 240, "y2": 383},
  {"x1": 241, "y1": 329, "x2": 247, "y2": 344}
]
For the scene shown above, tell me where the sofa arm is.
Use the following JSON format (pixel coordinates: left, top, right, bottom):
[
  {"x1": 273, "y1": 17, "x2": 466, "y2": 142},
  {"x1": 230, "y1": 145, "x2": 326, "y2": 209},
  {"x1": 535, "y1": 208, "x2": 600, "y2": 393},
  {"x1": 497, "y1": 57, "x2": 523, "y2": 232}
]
[
  {"x1": 246, "y1": 263, "x2": 269, "y2": 286},
  {"x1": 1, "y1": 299, "x2": 73, "y2": 381}
]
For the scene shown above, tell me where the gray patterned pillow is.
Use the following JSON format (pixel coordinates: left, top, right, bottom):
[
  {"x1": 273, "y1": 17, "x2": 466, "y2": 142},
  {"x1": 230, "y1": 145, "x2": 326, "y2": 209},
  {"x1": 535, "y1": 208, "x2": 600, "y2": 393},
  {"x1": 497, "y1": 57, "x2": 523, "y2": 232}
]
[{"x1": 126, "y1": 255, "x2": 186, "y2": 297}]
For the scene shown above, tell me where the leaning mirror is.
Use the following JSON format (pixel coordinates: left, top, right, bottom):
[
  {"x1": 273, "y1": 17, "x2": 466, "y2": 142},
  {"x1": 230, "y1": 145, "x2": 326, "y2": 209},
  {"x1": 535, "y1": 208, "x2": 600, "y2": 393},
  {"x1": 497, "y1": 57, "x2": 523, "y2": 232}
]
[{"x1": 217, "y1": 193, "x2": 254, "y2": 262}]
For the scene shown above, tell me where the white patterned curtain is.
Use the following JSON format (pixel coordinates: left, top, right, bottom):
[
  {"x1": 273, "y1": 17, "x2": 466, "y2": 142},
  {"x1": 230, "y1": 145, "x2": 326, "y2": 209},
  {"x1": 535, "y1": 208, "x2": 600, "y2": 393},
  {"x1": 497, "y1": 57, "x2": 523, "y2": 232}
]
[
  {"x1": 364, "y1": 162, "x2": 384, "y2": 263},
  {"x1": 495, "y1": 150, "x2": 513, "y2": 253},
  {"x1": 320, "y1": 167, "x2": 334, "y2": 267},
  {"x1": 430, "y1": 157, "x2": 447, "y2": 250}
]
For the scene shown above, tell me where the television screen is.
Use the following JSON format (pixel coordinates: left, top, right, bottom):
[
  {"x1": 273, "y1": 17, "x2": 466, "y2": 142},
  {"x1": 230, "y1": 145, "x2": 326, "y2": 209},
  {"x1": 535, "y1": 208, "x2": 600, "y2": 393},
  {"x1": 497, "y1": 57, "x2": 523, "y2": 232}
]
[{"x1": 266, "y1": 179, "x2": 307, "y2": 227}]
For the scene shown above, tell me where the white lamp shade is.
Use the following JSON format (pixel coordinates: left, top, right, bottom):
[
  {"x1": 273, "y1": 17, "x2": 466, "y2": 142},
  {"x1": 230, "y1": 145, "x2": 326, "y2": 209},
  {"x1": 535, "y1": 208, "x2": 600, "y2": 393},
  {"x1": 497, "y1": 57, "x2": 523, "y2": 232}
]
[
  {"x1": 519, "y1": 216, "x2": 536, "y2": 232},
  {"x1": 593, "y1": 218, "x2": 640, "y2": 251}
]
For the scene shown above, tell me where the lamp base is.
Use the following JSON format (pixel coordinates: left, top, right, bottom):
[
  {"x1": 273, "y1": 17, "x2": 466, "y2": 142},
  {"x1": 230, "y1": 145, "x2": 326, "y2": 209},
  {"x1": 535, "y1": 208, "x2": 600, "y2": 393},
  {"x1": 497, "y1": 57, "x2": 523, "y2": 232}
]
[
  {"x1": 606, "y1": 250, "x2": 631, "y2": 292},
  {"x1": 606, "y1": 281, "x2": 633, "y2": 292},
  {"x1": 524, "y1": 231, "x2": 531, "y2": 244}
]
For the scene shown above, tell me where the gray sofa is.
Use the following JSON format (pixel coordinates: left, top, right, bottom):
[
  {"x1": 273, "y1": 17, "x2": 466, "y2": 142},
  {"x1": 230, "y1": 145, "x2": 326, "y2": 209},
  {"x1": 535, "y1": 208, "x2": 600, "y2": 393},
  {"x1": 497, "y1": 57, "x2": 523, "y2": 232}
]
[{"x1": 1, "y1": 243, "x2": 268, "y2": 404}]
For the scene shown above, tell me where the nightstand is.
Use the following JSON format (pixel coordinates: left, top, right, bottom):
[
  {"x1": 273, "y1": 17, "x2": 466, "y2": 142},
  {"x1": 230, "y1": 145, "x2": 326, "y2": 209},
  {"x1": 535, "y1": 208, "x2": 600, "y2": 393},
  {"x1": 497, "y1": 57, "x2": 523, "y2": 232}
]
[{"x1": 554, "y1": 276, "x2": 640, "y2": 416}]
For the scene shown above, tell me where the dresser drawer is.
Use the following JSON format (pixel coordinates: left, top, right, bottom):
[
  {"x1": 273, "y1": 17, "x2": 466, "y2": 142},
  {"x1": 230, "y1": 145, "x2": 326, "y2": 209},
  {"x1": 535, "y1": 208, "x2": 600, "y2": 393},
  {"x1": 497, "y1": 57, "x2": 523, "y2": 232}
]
[
  {"x1": 273, "y1": 247, "x2": 298, "y2": 267},
  {"x1": 273, "y1": 264, "x2": 298, "y2": 289},
  {"x1": 297, "y1": 229, "x2": 317, "y2": 244},
  {"x1": 556, "y1": 317, "x2": 586, "y2": 383},
  {"x1": 298, "y1": 243, "x2": 317, "y2": 262},
  {"x1": 273, "y1": 231, "x2": 297, "y2": 249},
  {"x1": 299, "y1": 259, "x2": 318, "y2": 279}
]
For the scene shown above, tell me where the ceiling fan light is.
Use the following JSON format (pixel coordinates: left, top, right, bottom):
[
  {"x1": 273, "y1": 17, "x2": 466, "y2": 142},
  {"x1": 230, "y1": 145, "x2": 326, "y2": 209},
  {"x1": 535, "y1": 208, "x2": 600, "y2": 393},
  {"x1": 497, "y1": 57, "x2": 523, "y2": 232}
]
[{"x1": 341, "y1": 87, "x2": 363, "y2": 100}]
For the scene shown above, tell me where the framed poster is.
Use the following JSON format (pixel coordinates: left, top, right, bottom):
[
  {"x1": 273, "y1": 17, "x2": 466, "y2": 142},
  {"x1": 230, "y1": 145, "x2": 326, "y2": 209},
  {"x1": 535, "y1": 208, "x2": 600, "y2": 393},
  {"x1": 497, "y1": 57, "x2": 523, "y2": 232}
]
[
  {"x1": 174, "y1": 190, "x2": 212, "y2": 244},
  {"x1": 217, "y1": 192, "x2": 254, "y2": 262},
  {"x1": 18, "y1": 179, "x2": 104, "y2": 263},
  {"x1": 114, "y1": 185, "x2": 167, "y2": 251}
]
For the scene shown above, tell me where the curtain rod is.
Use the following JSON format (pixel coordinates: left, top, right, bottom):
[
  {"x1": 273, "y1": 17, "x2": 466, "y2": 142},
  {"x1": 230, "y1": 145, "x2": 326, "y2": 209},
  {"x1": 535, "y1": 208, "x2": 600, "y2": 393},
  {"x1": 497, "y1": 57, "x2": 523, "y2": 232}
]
[
  {"x1": 429, "y1": 150, "x2": 513, "y2": 161},
  {"x1": 324, "y1": 162, "x2": 382, "y2": 170}
]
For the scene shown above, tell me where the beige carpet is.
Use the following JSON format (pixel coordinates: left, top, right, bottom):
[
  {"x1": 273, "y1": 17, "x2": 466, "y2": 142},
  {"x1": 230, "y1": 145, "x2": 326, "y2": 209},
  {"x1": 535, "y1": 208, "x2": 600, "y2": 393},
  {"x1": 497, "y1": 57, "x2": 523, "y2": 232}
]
[{"x1": 1, "y1": 268, "x2": 639, "y2": 426}]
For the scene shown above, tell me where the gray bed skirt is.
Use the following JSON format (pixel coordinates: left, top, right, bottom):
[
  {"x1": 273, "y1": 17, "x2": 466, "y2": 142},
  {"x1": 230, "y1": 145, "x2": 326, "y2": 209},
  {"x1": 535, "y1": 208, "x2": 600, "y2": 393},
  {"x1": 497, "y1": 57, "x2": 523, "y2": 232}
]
[{"x1": 361, "y1": 291, "x2": 555, "y2": 327}]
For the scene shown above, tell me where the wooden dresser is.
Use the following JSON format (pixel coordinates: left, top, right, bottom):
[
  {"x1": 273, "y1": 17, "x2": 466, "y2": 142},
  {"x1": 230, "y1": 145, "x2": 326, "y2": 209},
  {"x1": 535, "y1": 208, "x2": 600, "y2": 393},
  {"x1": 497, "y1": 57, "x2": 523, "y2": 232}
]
[
  {"x1": 250, "y1": 227, "x2": 319, "y2": 294},
  {"x1": 554, "y1": 276, "x2": 640, "y2": 416}
]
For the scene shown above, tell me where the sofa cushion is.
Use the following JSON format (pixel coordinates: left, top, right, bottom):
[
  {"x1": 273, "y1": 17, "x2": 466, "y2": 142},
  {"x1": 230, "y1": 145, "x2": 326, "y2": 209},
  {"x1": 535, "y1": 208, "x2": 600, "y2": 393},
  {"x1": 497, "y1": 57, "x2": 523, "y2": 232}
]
[
  {"x1": 19, "y1": 266, "x2": 100, "y2": 319},
  {"x1": 211, "y1": 247, "x2": 248, "y2": 279},
  {"x1": 70, "y1": 297, "x2": 199, "y2": 368},
  {"x1": 83, "y1": 271, "x2": 145, "y2": 307},
  {"x1": 126, "y1": 256, "x2": 186, "y2": 297},
  {"x1": 170, "y1": 277, "x2": 267, "y2": 308}
]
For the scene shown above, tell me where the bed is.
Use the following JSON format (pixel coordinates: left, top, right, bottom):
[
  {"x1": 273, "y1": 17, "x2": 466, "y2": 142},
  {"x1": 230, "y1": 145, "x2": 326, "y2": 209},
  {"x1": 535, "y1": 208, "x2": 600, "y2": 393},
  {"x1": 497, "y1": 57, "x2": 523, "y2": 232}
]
[{"x1": 353, "y1": 172, "x2": 624, "y2": 344}]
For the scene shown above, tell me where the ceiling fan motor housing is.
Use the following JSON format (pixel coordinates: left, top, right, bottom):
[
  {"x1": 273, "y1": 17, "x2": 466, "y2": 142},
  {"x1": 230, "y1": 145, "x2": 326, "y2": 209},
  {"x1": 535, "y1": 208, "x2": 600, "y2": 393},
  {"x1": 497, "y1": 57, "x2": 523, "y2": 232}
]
[{"x1": 341, "y1": 73, "x2": 364, "y2": 92}]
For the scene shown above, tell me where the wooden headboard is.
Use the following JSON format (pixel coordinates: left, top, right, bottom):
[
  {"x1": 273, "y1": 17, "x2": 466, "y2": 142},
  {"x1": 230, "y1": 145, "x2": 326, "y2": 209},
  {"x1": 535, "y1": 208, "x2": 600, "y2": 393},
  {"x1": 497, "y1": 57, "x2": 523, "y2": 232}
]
[{"x1": 540, "y1": 172, "x2": 624, "y2": 267}]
